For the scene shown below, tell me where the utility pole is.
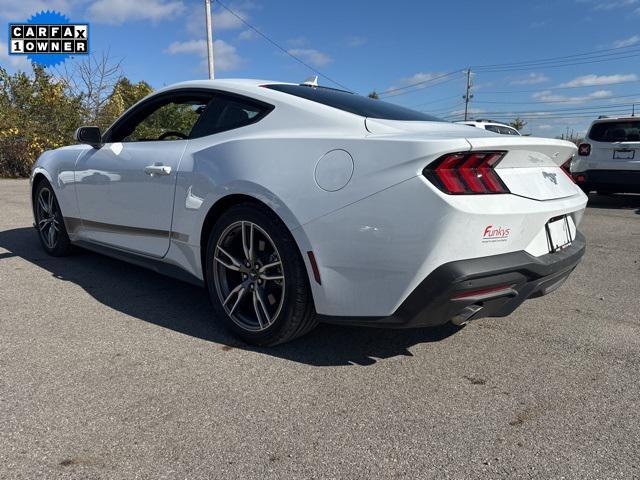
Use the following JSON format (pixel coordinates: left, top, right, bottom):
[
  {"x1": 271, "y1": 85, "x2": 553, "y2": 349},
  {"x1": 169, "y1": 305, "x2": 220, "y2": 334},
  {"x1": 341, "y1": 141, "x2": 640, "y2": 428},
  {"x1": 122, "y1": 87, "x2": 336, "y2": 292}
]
[
  {"x1": 463, "y1": 68, "x2": 473, "y2": 121},
  {"x1": 633, "y1": 103, "x2": 636, "y2": 117},
  {"x1": 205, "y1": 0, "x2": 215, "y2": 79}
]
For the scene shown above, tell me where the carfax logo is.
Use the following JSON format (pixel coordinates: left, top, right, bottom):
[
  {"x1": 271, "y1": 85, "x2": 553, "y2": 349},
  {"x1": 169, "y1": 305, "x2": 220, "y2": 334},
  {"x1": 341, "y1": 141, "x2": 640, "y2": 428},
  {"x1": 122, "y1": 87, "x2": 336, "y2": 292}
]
[{"x1": 8, "y1": 10, "x2": 89, "y2": 67}]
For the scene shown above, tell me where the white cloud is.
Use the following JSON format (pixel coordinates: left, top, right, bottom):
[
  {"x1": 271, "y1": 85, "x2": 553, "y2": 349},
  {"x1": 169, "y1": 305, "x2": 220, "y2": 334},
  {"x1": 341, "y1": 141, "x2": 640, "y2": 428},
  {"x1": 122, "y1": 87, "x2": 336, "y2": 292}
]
[
  {"x1": 0, "y1": 41, "x2": 32, "y2": 71},
  {"x1": 287, "y1": 48, "x2": 332, "y2": 67},
  {"x1": 165, "y1": 39, "x2": 206, "y2": 55},
  {"x1": 382, "y1": 72, "x2": 449, "y2": 95},
  {"x1": 532, "y1": 89, "x2": 613, "y2": 104},
  {"x1": 89, "y1": 0, "x2": 185, "y2": 25},
  {"x1": 558, "y1": 73, "x2": 638, "y2": 87},
  {"x1": 537, "y1": 124, "x2": 554, "y2": 130},
  {"x1": 400, "y1": 72, "x2": 444, "y2": 85},
  {"x1": 187, "y1": 1, "x2": 254, "y2": 35},
  {"x1": 164, "y1": 39, "x2": 244, "y2": 71},
  {"x1": 287, "y1": 37, "x2": 308, "y2": 48},
  {"x1": 593, "y1": 0, "x2": 638, "y2": 10},
  {"x1": 237, "y1": 29, "x2": 257, "y2": 40},
  {"x1": 510, "y1": 73, "x2": 550, "y2": 85},
  {"x1": 613, "y1": 35, "x2": 640, "y2": 47}
]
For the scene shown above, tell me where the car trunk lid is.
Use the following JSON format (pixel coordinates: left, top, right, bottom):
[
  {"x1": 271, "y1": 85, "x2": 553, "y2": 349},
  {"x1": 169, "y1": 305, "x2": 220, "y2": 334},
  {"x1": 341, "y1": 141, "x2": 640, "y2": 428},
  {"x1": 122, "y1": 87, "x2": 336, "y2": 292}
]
[
  {"x1": 467, "y1": 136, "x2": 578, "y2": 200},
  {"x1": 366, "y1": 118, "x2": 579, "y2": 201}
]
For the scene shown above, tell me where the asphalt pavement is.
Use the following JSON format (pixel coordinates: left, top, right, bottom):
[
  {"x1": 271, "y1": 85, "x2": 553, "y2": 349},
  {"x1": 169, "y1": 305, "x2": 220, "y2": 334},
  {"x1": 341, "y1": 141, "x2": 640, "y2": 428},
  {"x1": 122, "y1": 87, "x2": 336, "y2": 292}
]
[{"x1": 1, "y1": 179, "x2": 639, "y2": 479}]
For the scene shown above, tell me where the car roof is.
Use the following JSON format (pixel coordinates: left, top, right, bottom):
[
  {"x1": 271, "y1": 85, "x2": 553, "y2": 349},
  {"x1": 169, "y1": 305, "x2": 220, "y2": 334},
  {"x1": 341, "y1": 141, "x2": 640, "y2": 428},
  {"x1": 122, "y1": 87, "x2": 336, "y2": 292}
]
[
  {"x1": 590, "y1": 116, "x2": 640, "y2": 124},
  {"x1": 154, "y1": 78, "x2": 299, "y2": 101}
]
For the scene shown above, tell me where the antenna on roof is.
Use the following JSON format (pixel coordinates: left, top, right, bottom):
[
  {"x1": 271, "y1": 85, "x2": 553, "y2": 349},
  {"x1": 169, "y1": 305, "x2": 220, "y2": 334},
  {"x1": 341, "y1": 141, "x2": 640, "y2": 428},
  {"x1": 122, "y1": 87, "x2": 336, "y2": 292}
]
[{"x1": 301, "y1": 75, "x2": 318, "y2": 87}]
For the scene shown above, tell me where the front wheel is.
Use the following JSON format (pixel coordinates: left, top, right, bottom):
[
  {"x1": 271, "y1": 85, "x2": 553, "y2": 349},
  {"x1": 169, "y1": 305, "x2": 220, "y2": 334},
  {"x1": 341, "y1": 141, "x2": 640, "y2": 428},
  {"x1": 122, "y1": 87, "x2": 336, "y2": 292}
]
[
  {"x1": 34, "y1": 180, "x2": 72, "y2": 256},
  {"x1": 205, "y1": 203, "x2": 317, "y2": 346}
]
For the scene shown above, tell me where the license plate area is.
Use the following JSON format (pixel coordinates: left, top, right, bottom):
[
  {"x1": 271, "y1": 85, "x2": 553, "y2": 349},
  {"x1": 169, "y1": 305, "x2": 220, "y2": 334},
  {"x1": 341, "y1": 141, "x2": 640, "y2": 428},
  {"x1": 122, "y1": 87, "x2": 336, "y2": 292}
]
[
  {"x1": 613, "y1": 149, "x2": 635, "y2": 160},
  {"x1": 546, "y1": 215, "x2": 572, "y2": 252}
]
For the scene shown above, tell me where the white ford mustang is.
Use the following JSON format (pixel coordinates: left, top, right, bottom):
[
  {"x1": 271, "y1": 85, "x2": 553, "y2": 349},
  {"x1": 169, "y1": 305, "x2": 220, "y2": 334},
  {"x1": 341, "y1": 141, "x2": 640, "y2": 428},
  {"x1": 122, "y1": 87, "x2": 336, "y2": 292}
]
[{"x1": 31, "y1": 79, "x2": 587, "y2": 345}]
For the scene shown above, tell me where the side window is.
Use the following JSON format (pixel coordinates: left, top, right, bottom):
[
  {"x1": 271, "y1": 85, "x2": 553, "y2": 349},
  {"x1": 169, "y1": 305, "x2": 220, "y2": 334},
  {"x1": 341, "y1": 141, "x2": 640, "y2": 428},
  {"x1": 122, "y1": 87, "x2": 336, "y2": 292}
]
[
  {"x1": 125, "y1": 99, "x2": 209, "y2": 142},
  {"x1": 484, "y1": 125, "x2": 501, "y2": 134},
  {"x1": 189, "y1": 95, "x2": 271, "y2": 138},
  {"x1": 499, "y1": 126, "x2": 519, "y2": 136},
  {"x1": 108, "y1": 93, "x2": 212, "y2": 143}
]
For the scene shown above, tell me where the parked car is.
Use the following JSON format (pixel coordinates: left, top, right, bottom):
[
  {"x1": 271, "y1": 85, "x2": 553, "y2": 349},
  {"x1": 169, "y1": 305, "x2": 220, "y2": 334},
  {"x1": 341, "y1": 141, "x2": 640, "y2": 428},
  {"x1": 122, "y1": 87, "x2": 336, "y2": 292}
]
[
  {"x1": 31, "y1": 79, "x2": 587, "y2": 345},
  {"x1": 457, "y1": 120, "x2": 521, "y2": 136},
  {"x1": 571, "y1": 116, "x2": 640, "y2": 194}
]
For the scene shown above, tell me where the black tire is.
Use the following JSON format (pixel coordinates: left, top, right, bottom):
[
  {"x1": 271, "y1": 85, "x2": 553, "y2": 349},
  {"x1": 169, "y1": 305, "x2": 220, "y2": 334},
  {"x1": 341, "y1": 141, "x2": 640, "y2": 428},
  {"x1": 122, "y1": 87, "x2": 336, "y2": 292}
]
[
  {"x1": 205, "y1": 203, "x2": 317, "y2": 346},
  {"x1": 34, "y1": 179, "x2": 73, "y2": 256}
]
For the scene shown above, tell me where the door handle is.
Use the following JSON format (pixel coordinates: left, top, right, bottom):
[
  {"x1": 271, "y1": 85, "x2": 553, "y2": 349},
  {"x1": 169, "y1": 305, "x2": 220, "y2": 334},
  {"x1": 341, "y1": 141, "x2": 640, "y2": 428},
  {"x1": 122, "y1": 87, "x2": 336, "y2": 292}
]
[{"x1": 144, "y1": 165, "x2": 172, "y2": 176}]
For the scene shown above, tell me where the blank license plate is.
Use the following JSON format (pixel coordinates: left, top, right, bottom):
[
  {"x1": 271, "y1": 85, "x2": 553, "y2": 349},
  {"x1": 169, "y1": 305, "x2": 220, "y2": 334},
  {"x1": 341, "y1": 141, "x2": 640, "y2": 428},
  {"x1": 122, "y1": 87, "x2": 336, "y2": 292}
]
[
  {"x1": 613, "y1": 149, "x2": 634, "y2": 159},
  {"x1": 546, "y1": 216, "x2": 572, "y2": 252}
]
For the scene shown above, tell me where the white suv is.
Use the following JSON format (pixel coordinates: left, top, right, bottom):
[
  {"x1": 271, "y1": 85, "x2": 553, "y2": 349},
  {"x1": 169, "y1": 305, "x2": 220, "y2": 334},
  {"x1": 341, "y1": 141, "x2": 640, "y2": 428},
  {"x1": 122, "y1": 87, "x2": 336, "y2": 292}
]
[
  {"x1": 572, "y1": 117, "x2": 640, "y2": 194},
  {"x1": 456, "y1": 120, "x2": 521, "y2": 136}
]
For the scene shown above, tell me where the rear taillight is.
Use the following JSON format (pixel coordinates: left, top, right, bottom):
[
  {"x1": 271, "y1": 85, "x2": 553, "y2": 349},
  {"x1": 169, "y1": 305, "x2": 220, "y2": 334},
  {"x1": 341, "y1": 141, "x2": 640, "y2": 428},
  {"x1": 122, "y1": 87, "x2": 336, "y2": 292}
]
[
  {"x1": 578, "y1": 143, "x2": 591, "y2": 156},
  {"x1": 561, "y1": 158, "x2": 575, "y2": 183},
  {"x1": 423, "y1": 151, "x2": 509, "y2": 195}
]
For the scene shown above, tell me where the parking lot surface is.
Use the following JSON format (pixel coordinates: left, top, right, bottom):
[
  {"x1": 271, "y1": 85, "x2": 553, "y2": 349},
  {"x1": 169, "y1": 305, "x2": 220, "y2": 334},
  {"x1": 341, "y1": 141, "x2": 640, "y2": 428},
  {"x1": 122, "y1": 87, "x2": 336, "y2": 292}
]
[{"x1": 1, "y1": 178, "x2": 639, "y2": 479}]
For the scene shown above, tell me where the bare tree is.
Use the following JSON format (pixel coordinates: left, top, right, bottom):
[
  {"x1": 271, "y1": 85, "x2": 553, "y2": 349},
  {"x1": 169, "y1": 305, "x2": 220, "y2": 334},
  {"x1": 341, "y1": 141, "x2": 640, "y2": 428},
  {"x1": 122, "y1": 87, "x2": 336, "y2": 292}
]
[{"x1": 55, "y1": 50, "x2": 123, "y2": 124}]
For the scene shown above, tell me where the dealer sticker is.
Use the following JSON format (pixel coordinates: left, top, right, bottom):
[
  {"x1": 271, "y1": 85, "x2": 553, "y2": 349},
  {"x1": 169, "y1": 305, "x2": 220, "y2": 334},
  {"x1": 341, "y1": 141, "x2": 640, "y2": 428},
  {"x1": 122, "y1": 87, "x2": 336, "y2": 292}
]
[
  {"x1": 482, "y1": 225, "x2": 511, "y2": 243},
  {"x1": 8, "y1": 10, "x2": 89, "y2": 67}
]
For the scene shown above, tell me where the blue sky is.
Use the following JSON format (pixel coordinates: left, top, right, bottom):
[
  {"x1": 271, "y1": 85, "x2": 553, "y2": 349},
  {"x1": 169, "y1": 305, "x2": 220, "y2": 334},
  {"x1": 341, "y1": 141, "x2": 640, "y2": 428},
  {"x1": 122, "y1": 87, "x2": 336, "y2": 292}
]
[{"x1": 2, "y1": 0, "x2": 640, "y2": 137}]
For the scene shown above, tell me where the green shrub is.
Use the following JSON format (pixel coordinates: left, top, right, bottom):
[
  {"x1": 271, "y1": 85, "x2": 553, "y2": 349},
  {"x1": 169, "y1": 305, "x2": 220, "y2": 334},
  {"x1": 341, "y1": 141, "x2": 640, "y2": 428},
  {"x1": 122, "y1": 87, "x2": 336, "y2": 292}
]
[{"x1": 0, "y1": 137, "x2": 35, "y2": 178}]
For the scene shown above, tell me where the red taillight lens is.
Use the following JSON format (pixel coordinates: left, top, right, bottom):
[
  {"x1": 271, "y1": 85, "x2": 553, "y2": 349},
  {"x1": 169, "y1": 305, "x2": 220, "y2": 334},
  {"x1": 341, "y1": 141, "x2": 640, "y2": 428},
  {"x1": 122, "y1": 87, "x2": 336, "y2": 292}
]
[
  {"x1": 578, "y1": 143, "x2": 591, "y2": 156},
  {"x1": 424, "y1": 151, "x2": 509, "y2": 195},
  {"x1": 561, "y1": 158, "x2": 575, "y2": 183}
]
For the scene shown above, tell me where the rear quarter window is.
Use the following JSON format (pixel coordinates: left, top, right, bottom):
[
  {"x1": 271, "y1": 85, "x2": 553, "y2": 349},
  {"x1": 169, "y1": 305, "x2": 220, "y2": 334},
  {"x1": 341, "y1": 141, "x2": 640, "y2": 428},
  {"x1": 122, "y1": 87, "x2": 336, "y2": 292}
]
[
  {"x1": 588, "y1": 121, "x2": 640, "y2": 142},
  {"x1": 264, "y1": 84, "x2": 443, "y2": 122}
]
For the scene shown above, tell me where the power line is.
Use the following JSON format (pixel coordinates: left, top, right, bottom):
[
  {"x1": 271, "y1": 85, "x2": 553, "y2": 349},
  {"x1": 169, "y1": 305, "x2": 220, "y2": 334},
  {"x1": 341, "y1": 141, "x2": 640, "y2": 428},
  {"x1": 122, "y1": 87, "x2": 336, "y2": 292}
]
[
  {"x1": 214, "y1": 0, "x2": 352, "y2": 91},
  {"x1": 479, "y1": 79, "x2": 640, "y2": 95},
  {"x1": 475, "y1": 112, "x2": 632, "y2": 121},
  {"x1": 429, "y1": 101, "x2": 466, "y2": 114},
  {"x1": 379, "y1": 70, "x2": 465, "y2": 97},
  {"x1": 475, "y1": 51, "x2": 640, "y2": 73},
  {"x1": 475, "y1": 92, "x2": 640, "y2": 105},
  {"x1": 472, "y1": 43, "x2": 640, "y2": 70},
  {"x1": 381, "y1": 74, "x2": 466, "y2": 99},
  {"x1": 410, "y1": 94, "x2": 462, "y2": 108},
  {"x1": 457, "y1": 103, "x2": 638, "y2": 117}
]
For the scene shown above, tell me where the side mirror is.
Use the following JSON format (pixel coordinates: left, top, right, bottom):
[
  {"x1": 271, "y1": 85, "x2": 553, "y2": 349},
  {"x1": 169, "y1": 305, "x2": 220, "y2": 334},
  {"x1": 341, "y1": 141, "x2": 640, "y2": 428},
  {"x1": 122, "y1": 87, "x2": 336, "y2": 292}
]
[{"x1": 75, "y1": 126, "x2": 102, "y2": 148}]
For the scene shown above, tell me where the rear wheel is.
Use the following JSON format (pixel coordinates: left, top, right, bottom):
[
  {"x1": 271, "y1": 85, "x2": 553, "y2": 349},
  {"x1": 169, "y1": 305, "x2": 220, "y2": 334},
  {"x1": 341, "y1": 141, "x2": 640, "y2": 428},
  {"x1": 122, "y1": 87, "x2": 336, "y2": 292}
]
[
  {"x1": 205, "y1": 203, "x2": 317, "y2": 346},
  {"x1": 34, "y1": 180, "x2": 72, "y2": 256}
]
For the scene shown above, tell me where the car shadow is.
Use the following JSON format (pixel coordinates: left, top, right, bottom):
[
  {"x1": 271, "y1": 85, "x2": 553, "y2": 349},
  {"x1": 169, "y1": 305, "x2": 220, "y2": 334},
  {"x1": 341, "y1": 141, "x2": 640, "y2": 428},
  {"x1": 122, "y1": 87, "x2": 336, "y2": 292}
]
[
  {"x1": 586, "y1": 193, "x2": 640, "y2": 214},
  {"x1": 0, "y1": 227, "x2": 462, "y2": 367}
]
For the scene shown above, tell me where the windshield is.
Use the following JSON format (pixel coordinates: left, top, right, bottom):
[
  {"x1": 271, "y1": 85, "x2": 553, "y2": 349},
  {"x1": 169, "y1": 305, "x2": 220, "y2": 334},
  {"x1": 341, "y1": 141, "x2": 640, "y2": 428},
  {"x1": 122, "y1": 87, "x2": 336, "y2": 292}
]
[
  {"x1": 264, "y1": 84, "x2": 443, "y2": 122},
  {"x1": 588, "y1": 120, "x2": 640, "y2": 142}
]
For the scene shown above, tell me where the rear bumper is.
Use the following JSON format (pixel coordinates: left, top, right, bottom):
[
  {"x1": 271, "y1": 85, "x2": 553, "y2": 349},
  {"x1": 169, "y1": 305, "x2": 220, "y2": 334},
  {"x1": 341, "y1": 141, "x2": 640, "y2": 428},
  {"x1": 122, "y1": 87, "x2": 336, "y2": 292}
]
[
  {"x1": 319, "y1": 232, "x2": 586, "y2": 328},
  {"x1": 573, "y1": 169, "x2": 640, "y2": 193}
]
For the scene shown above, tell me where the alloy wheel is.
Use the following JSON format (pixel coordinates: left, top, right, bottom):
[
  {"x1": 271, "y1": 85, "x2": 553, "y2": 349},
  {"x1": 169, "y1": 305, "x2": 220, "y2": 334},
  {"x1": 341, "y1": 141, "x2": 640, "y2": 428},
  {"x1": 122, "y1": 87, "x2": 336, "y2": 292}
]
[
  {"x1": 36, "y1": 187, "x2": 60, "y2": 250},
  {"x1": 213, "y1": 221, "x2": 286, "y2": 332}
]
